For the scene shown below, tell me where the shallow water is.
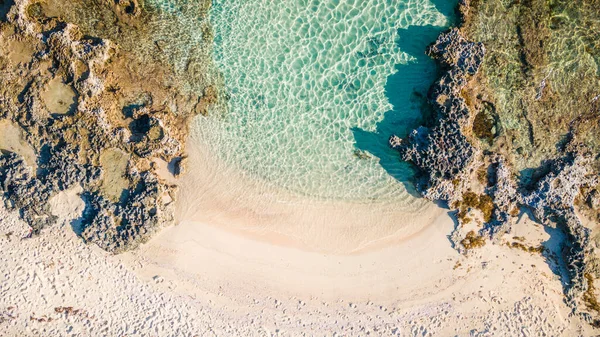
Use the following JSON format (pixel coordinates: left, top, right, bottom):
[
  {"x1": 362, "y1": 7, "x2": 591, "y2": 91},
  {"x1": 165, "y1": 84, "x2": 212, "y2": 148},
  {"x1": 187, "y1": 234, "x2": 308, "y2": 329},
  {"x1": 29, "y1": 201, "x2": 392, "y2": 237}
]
[
  {"x1": 465, "y1": 0, "x2": 600, "y2": 173},
  {"x1": 151, "y1": 0, "x2": 456, "y2": 202}
]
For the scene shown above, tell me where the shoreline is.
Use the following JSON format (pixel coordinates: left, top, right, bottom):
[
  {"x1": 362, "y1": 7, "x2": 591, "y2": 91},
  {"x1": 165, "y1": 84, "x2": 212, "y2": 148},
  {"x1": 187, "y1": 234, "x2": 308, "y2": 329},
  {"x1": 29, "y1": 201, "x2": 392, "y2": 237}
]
[
  {"x1": 169, "y1": 121, "x2": 446, "y2": 255},
  {"x1": 127, "y1": 212, "x2": 458, "y2": 303},
  {"x1": 1, "y1": 0, "x2": 600, "y2": 334},
  {"x1": 2, "y1": 199, "x2": 588, "y2": 335}
]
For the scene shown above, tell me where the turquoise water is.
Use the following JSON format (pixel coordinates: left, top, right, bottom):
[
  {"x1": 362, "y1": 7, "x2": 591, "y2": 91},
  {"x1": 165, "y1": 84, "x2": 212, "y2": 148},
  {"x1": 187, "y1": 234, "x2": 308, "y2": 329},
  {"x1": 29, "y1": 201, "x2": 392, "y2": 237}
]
[{"x1": 151, "y1": 0, "x2": 456, "y2": 201}]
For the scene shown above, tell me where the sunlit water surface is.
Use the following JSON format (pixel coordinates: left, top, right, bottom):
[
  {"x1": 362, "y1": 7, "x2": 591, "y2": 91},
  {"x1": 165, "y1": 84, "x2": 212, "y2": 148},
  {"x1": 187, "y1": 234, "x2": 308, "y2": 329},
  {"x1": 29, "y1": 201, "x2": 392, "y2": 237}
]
[{"x1": 149, "y1": 0, "x2": 456, "y2": 203}]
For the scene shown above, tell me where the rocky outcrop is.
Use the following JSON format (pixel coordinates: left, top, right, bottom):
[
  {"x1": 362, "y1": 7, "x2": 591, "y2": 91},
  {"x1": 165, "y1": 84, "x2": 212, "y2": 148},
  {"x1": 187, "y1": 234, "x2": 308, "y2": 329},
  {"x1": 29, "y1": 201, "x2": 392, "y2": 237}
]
[
  {"x1": 0, "y1": 0, "x2": 215, "y2": 252},
  {"x1": 521, "y1": 150, "x2": 600, "y2": 320},
  {"x1": 480, "y1": 156, "x2": 519, "y2": 239},
  {"x1": 390, "y1": 28, "x2": 485, "y2": 204},
  {"x1": 0, "y1": 147, "x2": 101, "y2": 231},
  {"x1": 80, "y1": 171, "x2": 175, "y2": 253},
  {"x1": 390, "y1": 0, "x2": 600, "y2": 324}
]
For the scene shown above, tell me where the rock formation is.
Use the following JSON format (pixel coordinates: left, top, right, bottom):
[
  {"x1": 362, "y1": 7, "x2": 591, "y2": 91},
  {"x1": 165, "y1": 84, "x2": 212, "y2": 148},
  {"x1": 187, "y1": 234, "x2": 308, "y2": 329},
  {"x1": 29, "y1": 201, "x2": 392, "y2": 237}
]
[
  {"x1": 390, "y1": 28, "x2": 484, "y2": 204},
  {"x1": 391, "y1": 0, "x2": 600, "y2": 325},
  {"x1": 521, "y1": 150, "x2": 600, "y2": 323},
  {"x1": 0, "y1": 0, "x2": 216, "y2": 252}
]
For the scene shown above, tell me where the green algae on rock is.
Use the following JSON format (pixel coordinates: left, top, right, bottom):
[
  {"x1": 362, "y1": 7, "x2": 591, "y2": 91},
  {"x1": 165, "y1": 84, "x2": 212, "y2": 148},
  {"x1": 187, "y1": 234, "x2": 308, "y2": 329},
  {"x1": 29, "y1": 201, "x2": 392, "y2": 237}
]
[{"x1": 463, "y1": 0, "x2": 600, "y2": 174}]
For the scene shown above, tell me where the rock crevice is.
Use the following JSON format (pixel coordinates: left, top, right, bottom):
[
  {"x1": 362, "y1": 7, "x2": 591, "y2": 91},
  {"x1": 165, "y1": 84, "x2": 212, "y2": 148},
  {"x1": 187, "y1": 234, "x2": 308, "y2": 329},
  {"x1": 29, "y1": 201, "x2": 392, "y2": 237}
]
[{"x1": 391, "y1": 0, "x2": 600, "y2": 324}]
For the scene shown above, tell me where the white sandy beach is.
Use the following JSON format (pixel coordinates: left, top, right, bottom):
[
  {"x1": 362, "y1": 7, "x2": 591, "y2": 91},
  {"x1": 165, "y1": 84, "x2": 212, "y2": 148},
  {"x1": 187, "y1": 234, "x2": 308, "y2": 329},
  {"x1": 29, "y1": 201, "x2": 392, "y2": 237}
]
[{"x1": 0, "y1": 127, "x2": 595, "y2": 336}]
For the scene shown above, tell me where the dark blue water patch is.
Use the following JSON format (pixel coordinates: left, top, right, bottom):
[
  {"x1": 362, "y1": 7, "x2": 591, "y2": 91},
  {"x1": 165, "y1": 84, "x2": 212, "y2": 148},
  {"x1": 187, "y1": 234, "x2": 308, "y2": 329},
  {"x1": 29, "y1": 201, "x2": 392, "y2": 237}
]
[
  {"x1": 1, "y1": 0, "x2": 15, "y2": 22},
  {"x1": 352, "y1": 1, "x2": 458, "y2": 192},
  {"x1": 430, "y1": 0, "x2": 461, "y2": 23}
]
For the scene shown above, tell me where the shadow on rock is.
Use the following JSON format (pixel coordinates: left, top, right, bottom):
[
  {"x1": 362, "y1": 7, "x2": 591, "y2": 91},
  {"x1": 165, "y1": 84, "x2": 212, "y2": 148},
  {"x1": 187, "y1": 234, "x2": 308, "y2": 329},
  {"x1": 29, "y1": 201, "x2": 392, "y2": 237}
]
[{"x1": 351, "y1": 23, "x2": 452, "y2": 197}]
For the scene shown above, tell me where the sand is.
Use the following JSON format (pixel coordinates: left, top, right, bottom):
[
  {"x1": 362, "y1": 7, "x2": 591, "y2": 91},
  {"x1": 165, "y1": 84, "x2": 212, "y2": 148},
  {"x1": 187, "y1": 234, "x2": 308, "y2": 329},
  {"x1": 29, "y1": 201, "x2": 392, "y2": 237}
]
[
  {"x1": 173, "y1": 129, "x2": 440, "y2": 254},
  {"x1": 0, "y1": 127, "x2": 595, "y2": 336},
  {"x1": 0, "y1": 120, "x2": 37, "y2": 169},
  {"x1": 0, "y1": 193, "x2": 593, "y2": 336}
]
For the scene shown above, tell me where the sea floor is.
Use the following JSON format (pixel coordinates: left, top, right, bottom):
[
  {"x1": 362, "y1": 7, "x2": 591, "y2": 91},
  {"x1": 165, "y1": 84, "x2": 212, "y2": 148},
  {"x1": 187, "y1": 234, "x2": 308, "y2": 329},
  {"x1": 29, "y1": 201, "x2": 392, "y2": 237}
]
[{"x1": 187, "y1": 0, "x2": 457, "y2": 201}]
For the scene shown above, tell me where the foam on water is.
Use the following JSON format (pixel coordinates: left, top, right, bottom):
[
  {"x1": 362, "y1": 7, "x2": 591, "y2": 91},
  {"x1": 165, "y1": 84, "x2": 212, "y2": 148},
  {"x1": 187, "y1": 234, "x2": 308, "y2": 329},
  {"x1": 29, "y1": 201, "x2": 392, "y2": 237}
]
[{"x1": 151, "y1": 0, "x2": 456, "y2": 202}]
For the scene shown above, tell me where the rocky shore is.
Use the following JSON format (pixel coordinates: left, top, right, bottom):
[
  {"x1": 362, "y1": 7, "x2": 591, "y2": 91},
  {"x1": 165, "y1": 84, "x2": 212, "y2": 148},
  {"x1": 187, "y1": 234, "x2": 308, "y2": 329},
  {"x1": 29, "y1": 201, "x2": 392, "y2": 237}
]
[
  {"x1": 0, "y1": 0, "x2": 217, "y2": 252},
  {"x1": 391, "y1": 0, "x2": 600, "y2": 325},
  {"x1": 1, "y1": 0, "x2": 599, "y2": 332}
]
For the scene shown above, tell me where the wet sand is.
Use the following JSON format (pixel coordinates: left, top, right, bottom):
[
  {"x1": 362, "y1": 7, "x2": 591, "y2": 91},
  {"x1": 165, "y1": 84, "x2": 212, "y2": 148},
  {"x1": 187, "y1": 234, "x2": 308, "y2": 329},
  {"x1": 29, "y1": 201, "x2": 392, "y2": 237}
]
[{"x1": 172, "y1": 124, "x2": 444, "y2": 255}]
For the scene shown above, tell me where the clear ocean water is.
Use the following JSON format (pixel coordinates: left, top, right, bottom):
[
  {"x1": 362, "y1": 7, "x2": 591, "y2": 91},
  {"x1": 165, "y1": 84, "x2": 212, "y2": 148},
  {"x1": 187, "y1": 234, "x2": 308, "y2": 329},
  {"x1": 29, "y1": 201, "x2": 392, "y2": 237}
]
[{"x1": 150, "y1": 0, "x2": 457, "y2": 201}]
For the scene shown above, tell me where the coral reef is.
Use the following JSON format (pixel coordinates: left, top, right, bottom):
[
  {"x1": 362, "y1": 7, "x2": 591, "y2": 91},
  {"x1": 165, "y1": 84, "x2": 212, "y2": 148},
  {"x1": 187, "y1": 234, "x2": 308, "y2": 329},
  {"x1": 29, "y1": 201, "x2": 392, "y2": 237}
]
[{"x1": 0, "y1": 0, "x2": 216, "y2": 252}]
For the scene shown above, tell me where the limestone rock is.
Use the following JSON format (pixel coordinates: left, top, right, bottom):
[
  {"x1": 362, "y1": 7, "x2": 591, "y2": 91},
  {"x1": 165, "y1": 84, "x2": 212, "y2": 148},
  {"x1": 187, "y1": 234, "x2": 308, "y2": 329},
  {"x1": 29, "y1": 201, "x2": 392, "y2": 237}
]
[
  {"x1": 0, "y1": 0, "x2": 206, "y2": 253},
  {"x1": 521, "y1": 151, "x2": 599, "y2": 315},
  {"x1": 390, "y1": 28, "x2": 484, "y2": 204}
]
